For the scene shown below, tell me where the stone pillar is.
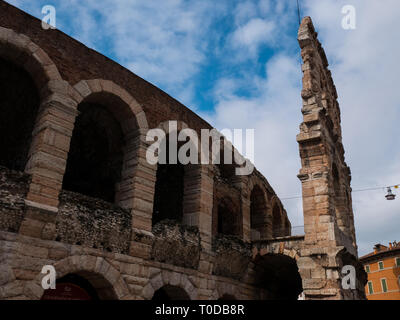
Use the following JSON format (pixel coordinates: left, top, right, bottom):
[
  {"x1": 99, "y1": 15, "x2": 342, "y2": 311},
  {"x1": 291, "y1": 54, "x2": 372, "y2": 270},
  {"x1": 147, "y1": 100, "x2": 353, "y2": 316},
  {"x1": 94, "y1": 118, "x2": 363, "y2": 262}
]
[
  {"x1": 296, "y1": 16, "x2": 366, "y2": 300},
  {"x1": 19, "y1": 82, "x2": 78, "y2": 239},
  {"x1": 182, "y1": 164, "x2": 214, "y2": 251},
  {"x1": 128, "y1": 132, "x2": 157, "y2": 259},
  {"x1": 233, "y1": 176, "x2": 249, "y2": 242}
]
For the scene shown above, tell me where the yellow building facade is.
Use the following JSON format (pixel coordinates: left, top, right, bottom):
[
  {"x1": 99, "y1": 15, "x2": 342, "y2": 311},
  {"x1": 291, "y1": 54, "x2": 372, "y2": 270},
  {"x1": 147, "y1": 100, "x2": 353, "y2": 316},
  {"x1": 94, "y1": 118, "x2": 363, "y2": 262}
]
[{"x1": 360, "y1": 242, "x2": 400, "y2": 300}]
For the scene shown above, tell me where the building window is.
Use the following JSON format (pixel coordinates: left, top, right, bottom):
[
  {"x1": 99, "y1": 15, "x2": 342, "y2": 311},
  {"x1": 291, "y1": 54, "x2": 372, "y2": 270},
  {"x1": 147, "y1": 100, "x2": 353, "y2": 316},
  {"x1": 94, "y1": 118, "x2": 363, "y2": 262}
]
[
  {"x1": 396, "y1": 257, "x2": 400, "y2": 267},
  {"x1": 378, "y1": 261, "x2": 384, "y2": 270},
  {"x1": 381, "y1": 279, "x2": 388, "y2": 293},
  {"x1": 367, "y1": 281, "x2": 373, "y2": 294},
  {"x1": 365, "y1": 265, "x2": 370, "y2": 273}
]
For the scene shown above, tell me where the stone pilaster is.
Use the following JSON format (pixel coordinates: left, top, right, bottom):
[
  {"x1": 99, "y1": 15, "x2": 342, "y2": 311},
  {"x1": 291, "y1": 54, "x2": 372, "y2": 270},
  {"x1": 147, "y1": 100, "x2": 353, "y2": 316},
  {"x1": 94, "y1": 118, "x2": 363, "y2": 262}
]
[
  {"x1": 296, "y1": 16, "x2": 366, "y2": 300},
  {"x1": 182, "y1": 164, "x2": 214, "y2": 251}
]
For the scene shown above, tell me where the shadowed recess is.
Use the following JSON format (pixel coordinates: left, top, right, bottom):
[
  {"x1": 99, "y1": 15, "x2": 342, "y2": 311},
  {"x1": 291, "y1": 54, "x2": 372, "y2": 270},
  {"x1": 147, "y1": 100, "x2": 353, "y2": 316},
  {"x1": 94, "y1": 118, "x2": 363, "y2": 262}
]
[
  {"x1": 253, "y1": 254, "x2": 303, "y2": 300},
  {"x1": 152, "y1": 285, "x2": 190, "y2": 301},
  {"x1": 152, "y1": 135, "x2": 185, "y2": 225},
  {"x1": 62, "y1": 102, "x2": 124, "y2": 202},
  {"x1": 0, "y1": 57, "x2": 40, "y2": 171}
]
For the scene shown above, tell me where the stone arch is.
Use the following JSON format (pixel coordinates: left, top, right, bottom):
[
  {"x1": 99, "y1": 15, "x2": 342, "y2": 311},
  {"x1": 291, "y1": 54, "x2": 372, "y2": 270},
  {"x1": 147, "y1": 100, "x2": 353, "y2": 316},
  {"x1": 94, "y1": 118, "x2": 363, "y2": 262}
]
[
  {"x1": 284, "y1": 215, "x2": 291, "y2": 236},
  {"x1": 211, "y1": 138, "x2": 245, "y2": 240},
  {"x1": 0, "y1": 53, "x2": 40, "y2": 172},
  {"x1": 148, "y1": 120, "x2": 214, "y2": 249},
  {"x1": 141, "y1": 270, "x2": 197, "y2": 300},
  {"x1": 0, "y1": 28, "x2": 79, "y2": 217},
  {"x1": 249, "y1": 182, "x2": 269, "y2": 240},
  {"x1": 151, "y1": 121, "x2": 188, "y2": 226},
  {"x1": 73, "y1": 79, "x2": 148, "y2": 130},
  {"x1": 24, "y1": 255, "x2": 129, "y2": 300},
  {"x1": 0, "y1": 27, "x2": 62, "y2": 92},
  {"x1": 62, "y1": 79, "x2": 151, "y2": 208},
  {"x1": 152, "y1": 285, "x2": 191, "y2": 300},
  {"x1": 271, "y1": 197, "x2": 284, "y2": 238},
  {"x1": 211, "y1": 282, "x2": 239, "y2": 300},
  {"x1": 252, "y1": 243, "x2": 302, "y2": 261},
  {"x1": 215, "y1": 138, "x2": 244, "y2": 183},
  {"x1": 215, "y1": 196, "x2": 242, "y2": 237},
  {"x1": 252, "y1": 247, "x2": 303, "y2": 300},
  {"x1": 151, "y1": 121, "x2": 203, "y2": 226}
]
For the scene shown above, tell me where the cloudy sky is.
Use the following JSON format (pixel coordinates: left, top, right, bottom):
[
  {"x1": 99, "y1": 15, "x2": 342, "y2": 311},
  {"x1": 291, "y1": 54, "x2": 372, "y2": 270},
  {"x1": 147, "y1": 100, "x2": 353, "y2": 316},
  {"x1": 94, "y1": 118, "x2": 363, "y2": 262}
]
[{"x1": 6, "y1": 0, "x2": 400, "y2": 256}]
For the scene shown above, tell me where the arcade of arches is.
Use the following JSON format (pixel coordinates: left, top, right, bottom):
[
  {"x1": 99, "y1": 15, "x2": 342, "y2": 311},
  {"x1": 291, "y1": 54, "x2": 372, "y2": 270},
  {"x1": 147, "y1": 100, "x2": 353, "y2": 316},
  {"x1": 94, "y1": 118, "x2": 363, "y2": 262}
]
[{"x1": 0, "y1": 3, "x2": 366, "y2": 301}]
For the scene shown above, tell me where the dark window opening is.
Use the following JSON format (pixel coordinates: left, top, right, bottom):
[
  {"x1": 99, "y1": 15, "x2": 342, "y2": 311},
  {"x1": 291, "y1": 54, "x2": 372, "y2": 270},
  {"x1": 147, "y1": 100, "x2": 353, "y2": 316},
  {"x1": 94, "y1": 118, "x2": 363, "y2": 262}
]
[
  {"x1": 284, "y1": 219, "x2": 291, "y2": 236},
  {"x1": 217, "y1": 201, "x2": 239, "y2": 236},
  {"x1": 250, "y1": 186, "x2": 267, "y2": 239},
  {"x1": 254, "y1": 254, "x2": 303, "y2": 300},
  {"x1": 152, "y1": 135, "x2": 185, "y2": 226},
  {"x1": 272, "y1": 204, "x2": 282, "y2": 238},
  {"x1": 218, "y1": 163, "x2": 236, "y2": 181},
  {"x1": 0, "y1": 57, "x2": 40, "y2": 171},
  {"x1": 62, "y1": 102, "x2": 124, "y2": 202}
]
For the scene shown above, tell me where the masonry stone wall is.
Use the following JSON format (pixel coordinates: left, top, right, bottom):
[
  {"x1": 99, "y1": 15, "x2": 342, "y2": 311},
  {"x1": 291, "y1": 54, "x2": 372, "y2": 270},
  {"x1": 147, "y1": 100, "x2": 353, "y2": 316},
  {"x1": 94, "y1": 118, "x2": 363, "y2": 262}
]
[{"x1": 0, "y1": 1, "x2": 365, "y2": 300}]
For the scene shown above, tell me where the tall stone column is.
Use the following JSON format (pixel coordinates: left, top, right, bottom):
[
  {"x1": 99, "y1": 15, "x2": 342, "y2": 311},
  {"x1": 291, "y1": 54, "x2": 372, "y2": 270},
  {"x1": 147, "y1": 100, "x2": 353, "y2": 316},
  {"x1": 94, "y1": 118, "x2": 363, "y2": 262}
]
[{"x1": 296, "y1": 17, "x2": 366, "y2": 300}]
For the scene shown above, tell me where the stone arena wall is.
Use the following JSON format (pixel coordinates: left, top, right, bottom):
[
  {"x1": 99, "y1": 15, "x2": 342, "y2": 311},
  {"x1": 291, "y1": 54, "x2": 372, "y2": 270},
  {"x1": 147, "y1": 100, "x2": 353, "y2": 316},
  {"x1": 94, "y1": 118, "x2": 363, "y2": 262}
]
[{"x1": 0, "y1": 1, "x2": 367, "y2": 300}]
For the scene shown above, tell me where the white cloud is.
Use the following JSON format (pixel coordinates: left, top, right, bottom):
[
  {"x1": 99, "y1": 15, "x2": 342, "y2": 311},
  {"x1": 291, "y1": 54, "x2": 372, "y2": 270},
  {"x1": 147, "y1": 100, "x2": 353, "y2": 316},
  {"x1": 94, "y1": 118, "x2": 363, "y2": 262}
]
[
  {"x1": 231, "y1": 18, "x2": 275, "y2": 53},
  {"x1": 201, "y1": 53, "x2": 304, "y2": 228},
  {"x1": 6, "y1": 0, "x2": 224, "y2": 108}
]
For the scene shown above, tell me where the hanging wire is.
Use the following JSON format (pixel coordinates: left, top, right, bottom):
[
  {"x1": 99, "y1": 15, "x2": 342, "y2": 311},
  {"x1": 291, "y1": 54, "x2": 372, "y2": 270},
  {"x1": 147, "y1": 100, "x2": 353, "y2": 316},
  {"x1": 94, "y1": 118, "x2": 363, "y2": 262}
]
[
  {"x1": 296, "y1": 0, "x2": 301, "y2": 25},
  {"x1": 280, "y1": 184, "x2": 400, "y2": 201}
]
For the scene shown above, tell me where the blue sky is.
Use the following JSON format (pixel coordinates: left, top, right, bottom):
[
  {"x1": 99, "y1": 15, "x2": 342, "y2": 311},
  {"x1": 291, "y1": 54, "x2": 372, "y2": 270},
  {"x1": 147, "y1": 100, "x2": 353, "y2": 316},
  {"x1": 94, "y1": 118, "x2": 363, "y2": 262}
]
[{"x1": 6, "y1": 0, "x2": 400, "y2": 256}]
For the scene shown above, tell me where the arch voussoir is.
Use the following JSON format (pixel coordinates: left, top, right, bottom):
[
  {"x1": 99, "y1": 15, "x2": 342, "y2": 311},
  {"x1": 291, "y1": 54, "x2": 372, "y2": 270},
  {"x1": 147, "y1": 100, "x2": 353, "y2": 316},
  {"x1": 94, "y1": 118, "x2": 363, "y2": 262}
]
[{"x1": 28, "y1": 255, "x2": 128, "y2": 300}]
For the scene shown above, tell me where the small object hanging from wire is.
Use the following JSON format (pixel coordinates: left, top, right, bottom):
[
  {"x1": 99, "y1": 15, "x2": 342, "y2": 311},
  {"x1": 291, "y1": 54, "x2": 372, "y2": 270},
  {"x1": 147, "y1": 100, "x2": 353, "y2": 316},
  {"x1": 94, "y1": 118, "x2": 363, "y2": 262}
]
[{"x1": 385, "y1": 187, "x2": 396, "y2": 201}]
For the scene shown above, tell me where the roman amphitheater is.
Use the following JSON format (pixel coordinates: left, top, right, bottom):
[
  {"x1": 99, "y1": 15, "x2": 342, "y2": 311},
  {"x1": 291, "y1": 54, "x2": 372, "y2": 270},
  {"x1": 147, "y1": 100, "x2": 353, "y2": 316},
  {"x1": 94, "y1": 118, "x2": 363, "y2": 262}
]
[{"x1": 0, "y1": 1, "x2": 366, "y2": 300}]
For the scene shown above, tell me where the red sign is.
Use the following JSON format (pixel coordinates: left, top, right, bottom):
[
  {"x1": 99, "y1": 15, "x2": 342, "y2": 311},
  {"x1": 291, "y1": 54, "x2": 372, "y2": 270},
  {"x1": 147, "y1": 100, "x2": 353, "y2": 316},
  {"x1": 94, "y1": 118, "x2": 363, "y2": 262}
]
[{"x1": 41, "y1": 283, "x2": 92, "y2": 300}]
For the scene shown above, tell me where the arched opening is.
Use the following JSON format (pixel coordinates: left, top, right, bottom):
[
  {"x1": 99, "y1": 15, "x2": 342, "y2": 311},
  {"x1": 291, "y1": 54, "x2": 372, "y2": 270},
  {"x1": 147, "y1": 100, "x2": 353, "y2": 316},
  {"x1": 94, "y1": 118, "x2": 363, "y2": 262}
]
[
  {"x1": 253, "y1": 254, "x2": 303, "y2": 300},
  {"x1": 41, "y1": 272, "x2": 117, "y2": 300},
  {"x1": 217, "y1": 199, "x2": 240, "y2": 237},
  {"x1": 152, "y1": 285, "x2": 190, "y2": 301},
  {"x1": 272, "y1": 203, "x2": 282, "y2": 238},
  {"x1": 152, "y1": 134, "x2": 185, "y2": 226},
  {"x1": 0, "y1": 57, "x2": 40, "y2": 171},
  {"x1": 218, "y1": 163, "x2": 236, "y2": 181},
  {"x1": 284, "y1": 218, "x2": 291, "y2": 236},
  {"x1": 62, "y1": 101, "x2": 124, "y2": 203},
  {"x1": 250, "y1": 185, "x2": 268, "y2": 240}
]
